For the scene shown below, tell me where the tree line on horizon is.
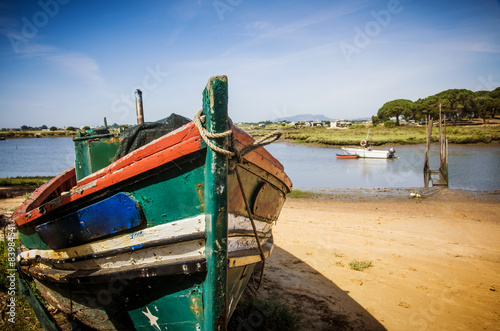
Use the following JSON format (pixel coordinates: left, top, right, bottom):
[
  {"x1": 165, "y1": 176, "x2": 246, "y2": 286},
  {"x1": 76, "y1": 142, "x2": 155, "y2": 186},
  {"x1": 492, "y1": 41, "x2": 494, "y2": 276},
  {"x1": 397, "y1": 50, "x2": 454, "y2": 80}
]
[
  {"x1": 374, "y1": 87, "x2": 500, "y2": 126},
  {"x1": 12, "y1": 123, "x2": 123, "y2": 132}
]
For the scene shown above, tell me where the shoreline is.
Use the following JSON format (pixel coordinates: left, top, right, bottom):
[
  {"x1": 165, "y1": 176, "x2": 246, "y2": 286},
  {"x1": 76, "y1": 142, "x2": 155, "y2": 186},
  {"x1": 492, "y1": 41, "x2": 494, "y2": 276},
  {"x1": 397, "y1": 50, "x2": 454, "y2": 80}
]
[
  {"x1": 289, "y1": 185, "x2": 500, "y2": 202},
  {"x1": 278, "y1": 137, "x2": 500, "y2": 148}
]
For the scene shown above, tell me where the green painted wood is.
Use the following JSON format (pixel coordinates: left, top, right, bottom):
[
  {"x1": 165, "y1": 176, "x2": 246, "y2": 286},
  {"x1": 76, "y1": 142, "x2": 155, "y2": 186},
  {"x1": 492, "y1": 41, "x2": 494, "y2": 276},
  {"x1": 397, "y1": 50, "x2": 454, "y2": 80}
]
[
  {"x1": 18, "y1": 227, "x2": 51, "y2": 250},
  {"x1": 17, "y1": 275, "x2": 60, "y2": 331},
  {"x1": 202, "y1": 75, "x2": 229, "y2": 330},
  {"x1": 73, "y1": 130, "x2": 120, "y2": 180},
  {"x1": 129, "y1": 157, "x2": 206, "y2": 227},
  {"x1": 128, "y1": 283, "x2": 204, "y2": 329}
]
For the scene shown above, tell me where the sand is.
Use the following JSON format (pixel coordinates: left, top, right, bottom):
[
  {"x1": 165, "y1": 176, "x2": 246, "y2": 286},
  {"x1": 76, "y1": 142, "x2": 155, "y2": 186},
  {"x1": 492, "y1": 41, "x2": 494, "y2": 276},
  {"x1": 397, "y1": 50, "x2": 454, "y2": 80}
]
[
  {"x1": 1, "y1": 187, "x2": 499, "y2": 330},
  {"x1": 253, "y1": 188, "x2": 500, "y2": 330}
]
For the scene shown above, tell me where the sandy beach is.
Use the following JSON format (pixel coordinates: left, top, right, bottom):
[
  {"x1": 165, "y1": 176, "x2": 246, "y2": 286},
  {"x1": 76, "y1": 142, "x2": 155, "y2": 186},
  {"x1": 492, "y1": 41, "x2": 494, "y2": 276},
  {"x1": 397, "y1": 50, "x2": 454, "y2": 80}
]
[
  {"x1": 252, "y1": 188, "x2": 500, "y2": 330},
  {"x1": 1, "y1": 187, "x2": 499, "y2": 330}
]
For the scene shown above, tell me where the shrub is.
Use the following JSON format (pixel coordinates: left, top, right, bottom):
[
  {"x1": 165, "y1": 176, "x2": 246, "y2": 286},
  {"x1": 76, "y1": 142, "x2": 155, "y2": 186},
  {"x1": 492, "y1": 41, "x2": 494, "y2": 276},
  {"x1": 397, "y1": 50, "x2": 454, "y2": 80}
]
[
  {"x1": 384, "y1": 120, "x2": 396, "y2": 128},
  {"x1": 349, "y1": 124, "x2": 366, "y2": 130}
]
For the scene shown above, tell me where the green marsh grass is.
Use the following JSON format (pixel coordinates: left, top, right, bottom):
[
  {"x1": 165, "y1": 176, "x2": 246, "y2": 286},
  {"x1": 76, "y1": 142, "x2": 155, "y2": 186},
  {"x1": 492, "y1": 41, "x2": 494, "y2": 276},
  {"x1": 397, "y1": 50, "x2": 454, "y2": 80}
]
[
  {"x1": 252, "y1": 125, "x2": 500, "y2": 146},
  {"x1": 0, "y1": 177, "x2": 53, "y2": 187}
]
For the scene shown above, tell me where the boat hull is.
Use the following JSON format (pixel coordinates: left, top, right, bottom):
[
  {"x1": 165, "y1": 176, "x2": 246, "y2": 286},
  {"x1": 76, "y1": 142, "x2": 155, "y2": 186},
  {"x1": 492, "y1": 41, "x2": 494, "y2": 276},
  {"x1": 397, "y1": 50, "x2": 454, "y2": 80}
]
[
  {"x1": 341, "y1": 146, "x2": 397, "y2": 159},
  {"x1": 13, "y1": 77, "x2": 292, "y2": 330},
  {"x1": 15, "y1": 146, "x2": 287, "y2": 330},
  {"x1": 336, "y1": 154, "x2": 358, "y2": 159}
]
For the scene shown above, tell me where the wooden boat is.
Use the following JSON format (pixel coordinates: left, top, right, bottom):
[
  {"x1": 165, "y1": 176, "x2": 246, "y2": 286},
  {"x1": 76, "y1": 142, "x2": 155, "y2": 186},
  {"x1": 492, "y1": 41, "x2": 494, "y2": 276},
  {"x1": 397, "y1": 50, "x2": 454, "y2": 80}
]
[
  {"x1": 341, "y1": 146, "x2": 397, "y2": 159},
  {"x1": 12, "y1": 76, "x2": 292, "y2": 330},
  {"x1": 336, "y1": 153, "x2": 358, "y2": 159}
]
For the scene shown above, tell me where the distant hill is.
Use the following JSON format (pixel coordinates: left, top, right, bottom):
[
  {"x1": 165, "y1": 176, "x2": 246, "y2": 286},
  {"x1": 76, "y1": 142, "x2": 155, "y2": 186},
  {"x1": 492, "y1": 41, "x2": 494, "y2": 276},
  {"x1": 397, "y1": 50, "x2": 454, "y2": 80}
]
[{"x1": 272, "y1": 114, "x2": 332, "y2": 122}]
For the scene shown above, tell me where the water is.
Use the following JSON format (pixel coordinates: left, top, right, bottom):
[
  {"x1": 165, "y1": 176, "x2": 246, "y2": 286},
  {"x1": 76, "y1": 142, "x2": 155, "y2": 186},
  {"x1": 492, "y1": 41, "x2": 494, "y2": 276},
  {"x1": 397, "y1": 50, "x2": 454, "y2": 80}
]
[
  {"x1": 0, "y1": 137, "x2": 75, "y2": 177},
  {"x1": 0, "y1": 138, "x2": 499, "y2": 191},
  {"x1": 265, "y1": 143, "x2": 500, "y2": 191}
]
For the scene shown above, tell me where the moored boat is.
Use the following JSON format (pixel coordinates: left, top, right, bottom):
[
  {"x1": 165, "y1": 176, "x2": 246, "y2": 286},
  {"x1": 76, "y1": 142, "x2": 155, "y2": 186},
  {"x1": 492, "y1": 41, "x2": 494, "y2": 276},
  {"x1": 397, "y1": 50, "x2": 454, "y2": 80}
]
[
  {"x1": 12, "y1": 76, "x2": 292, "y2": 330},
  {"x1": 336, "y1": 153, "x2": 358, "y2": 159},
  {"x1": 341, "y1": 146, "x2": 397, "y2": 159},
  {"x1": 340, "y1": 129, "x2": 397, "y2": 159}
]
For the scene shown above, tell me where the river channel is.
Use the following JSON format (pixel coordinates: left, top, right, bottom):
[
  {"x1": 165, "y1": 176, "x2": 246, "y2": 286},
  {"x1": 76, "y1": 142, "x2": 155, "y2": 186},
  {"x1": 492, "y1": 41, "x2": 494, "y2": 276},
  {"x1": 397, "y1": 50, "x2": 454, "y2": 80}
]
[{"x1": 0, "y1": 138, "x2": 499, "y2": 191}]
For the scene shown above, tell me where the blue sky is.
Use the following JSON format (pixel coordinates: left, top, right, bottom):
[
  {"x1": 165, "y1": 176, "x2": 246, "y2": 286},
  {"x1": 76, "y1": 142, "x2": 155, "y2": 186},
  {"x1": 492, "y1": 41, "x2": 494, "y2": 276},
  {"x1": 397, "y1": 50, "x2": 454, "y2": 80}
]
[{"x1": 0, "y1": 0, "x2": 499, "y2": 128}]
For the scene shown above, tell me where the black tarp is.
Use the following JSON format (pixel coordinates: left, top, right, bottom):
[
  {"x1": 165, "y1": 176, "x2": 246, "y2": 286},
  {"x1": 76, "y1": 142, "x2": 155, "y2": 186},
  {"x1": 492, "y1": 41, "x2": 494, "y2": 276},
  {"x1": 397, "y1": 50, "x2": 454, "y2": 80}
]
[{"x1": 113, "y1": 113, "x2": 191, "y2": 161}]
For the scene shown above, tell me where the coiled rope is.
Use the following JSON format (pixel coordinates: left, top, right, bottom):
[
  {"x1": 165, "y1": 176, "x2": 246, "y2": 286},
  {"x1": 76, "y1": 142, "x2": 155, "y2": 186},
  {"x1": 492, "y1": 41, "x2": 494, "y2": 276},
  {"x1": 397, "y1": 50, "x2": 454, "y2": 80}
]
[{"x1": 193, "y1": 109, "x2": 282, "y2": 160}]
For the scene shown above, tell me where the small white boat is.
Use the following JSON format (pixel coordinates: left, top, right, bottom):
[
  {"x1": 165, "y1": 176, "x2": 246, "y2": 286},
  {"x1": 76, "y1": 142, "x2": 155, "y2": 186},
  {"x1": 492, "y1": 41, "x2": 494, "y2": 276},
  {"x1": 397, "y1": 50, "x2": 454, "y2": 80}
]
[
  {"x1": 341, "y1": 146, "x2": 397, "y2": 159},
  {"x1": 341, "y1": 129, "x2": 397, "y2": 159}
]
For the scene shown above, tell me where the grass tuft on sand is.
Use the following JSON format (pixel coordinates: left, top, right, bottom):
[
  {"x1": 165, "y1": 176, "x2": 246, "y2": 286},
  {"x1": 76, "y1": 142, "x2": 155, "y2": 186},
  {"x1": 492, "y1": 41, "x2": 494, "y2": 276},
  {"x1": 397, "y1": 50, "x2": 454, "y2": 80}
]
[{"x1": 349, "y1": 259, "x2": 372, "y2": 271}]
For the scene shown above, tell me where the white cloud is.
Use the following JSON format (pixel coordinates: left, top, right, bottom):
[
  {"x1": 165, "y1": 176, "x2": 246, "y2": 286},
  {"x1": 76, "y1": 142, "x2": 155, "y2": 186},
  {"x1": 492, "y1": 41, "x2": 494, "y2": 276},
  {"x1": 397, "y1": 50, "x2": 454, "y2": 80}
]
[
  {"x1": 12, "y1": 42, "x2": 106, "y2": 86},
  {"x1": 45, "y1": 51, "x2": 106, "y2": 85}
]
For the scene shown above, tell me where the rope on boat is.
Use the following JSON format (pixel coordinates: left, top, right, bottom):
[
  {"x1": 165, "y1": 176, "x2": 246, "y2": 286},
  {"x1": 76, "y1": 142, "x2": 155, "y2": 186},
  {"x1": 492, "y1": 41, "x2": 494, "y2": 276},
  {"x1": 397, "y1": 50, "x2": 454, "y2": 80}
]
[
  {"x1": 193, "y1": 109, "x2": 234, "y2": 157},
  {"x1": 193, "y1": 109, "x2": 282, "y2": 290},
  {"x1": 193, "y1": 109, "x2": 282, "y2": 159}
]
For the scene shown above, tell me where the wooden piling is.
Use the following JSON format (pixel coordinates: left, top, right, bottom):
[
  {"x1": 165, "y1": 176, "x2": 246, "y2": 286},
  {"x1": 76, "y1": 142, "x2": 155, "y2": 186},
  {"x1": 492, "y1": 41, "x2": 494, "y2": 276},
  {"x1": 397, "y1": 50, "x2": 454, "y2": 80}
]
[{"x1": 424, "y1": 104, "x2": 449, "y2": 187}]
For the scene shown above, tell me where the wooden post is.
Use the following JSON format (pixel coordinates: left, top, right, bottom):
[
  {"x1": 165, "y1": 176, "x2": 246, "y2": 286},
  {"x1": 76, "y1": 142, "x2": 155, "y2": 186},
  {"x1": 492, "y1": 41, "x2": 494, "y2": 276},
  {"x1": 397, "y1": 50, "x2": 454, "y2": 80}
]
[
  {"x1": 439, "y1": 106, "x2": 449, "y2": 186},
  {"x1": 423, "y1": 114, "x2": 433, "y2": 187},
  {"x1": 202, "y1": 76, "x2": 229, "y2": 330},
  {"x1": 135, "y1": 89, "x2": 144, "y2": 125}
]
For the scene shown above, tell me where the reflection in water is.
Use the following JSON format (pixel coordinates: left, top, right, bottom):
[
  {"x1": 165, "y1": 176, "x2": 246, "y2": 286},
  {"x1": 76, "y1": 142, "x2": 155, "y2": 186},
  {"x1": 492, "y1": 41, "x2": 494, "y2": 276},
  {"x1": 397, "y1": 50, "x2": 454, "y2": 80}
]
[{"x1": 265, "y1": 142, "x2": 500, "y2": 191}]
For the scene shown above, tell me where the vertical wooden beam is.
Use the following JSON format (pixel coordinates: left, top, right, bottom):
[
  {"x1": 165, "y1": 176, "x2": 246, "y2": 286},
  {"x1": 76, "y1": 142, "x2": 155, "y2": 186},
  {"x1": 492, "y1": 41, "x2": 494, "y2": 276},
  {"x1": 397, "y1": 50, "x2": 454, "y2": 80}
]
[
  {"x1": 423, "y1": 114, "x2": 433, "y2": 187},
  {"x1": 202, "y1": 76, "x2": 229, "y2": 330},
  {"x1": 135, "y1": 89, "x2": 144, "y2": 125},
  {"x1": 438, "y1": 104, "x2": 449, "y2": 186}
]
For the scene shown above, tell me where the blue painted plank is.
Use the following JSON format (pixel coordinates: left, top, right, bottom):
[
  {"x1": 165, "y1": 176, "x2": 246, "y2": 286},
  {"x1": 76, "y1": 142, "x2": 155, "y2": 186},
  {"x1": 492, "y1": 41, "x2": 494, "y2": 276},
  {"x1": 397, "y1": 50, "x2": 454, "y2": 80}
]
[{"x1": 36, "y1": 193, "x2": 143, "y2": 250}]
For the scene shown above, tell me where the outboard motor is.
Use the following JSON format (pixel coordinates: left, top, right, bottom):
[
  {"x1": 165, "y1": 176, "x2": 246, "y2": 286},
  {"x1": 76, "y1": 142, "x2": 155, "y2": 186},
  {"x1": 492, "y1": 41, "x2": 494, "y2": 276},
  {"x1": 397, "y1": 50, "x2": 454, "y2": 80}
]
[{"x1": 388, "y1": 147, "x2": 396, "y2": 158}]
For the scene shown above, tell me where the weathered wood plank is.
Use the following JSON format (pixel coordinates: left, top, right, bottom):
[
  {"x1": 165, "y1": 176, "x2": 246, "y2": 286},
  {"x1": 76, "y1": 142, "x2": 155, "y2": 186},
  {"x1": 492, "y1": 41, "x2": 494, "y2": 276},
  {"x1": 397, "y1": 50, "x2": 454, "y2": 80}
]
[{"x1": 203, "y1": 75, "x2": 229, "y2": 330}]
